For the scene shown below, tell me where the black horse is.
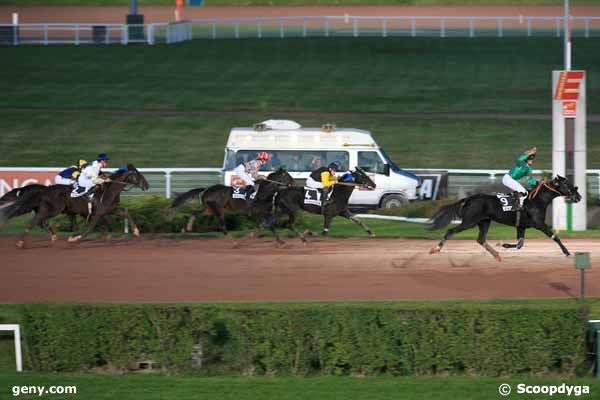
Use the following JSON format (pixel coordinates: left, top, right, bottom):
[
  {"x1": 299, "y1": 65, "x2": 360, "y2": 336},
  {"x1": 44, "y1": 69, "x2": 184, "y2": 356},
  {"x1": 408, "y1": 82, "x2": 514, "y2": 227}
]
[
  {"x1": 6, "y1": 164, "x2": 149, "y2": 247},
  {"x1": 169, "y1": 168, "x2": 294, "y2": 236},
  {"x1": 264, "y1": 167, "x2": 376, "y2": 244},
  {"x1": 0, "y1": 184, "x2": 79, "y2": 231},
  {"x1": 427, "y1": 176, "x2": 582, "y2": 261}
]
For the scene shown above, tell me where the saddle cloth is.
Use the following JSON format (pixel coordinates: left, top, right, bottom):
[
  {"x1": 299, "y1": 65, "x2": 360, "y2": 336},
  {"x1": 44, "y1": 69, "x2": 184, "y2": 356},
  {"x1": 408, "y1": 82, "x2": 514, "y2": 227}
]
[
  {"x1": 303, "y1": 187, "x2": 333, "y2": 206},
  {"x1": 231, "y1": 186, "x2": 248, "y2": 200},
  {"x1": 70, "y1": 183, "x2": 92, "y2": 198},
  {"x1": 496, "y1": 193, "x2": 516, "y2": 212}
]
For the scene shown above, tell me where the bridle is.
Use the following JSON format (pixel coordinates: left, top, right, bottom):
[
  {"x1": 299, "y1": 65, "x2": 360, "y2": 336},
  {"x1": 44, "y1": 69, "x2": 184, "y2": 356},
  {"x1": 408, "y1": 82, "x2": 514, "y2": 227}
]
[{"x1": 528, "y1": 179, "x2": 563, "y2": 200}]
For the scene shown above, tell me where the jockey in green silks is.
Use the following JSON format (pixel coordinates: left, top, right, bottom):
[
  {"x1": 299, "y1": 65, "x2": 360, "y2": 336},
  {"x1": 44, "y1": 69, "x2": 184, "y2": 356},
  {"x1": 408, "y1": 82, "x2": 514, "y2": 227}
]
[{"x1": 502, "y1": 147, "x2": 538, "y2": 208}]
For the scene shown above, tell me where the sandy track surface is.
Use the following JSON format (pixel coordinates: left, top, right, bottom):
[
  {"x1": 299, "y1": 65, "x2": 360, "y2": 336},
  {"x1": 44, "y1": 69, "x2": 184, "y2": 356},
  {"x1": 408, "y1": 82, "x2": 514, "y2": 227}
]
[
  {"x1": 1, "y1": 6, "x2": 599, "y2": 24},
  {"x1": 1, "y1": 236, "x2": 597, "y2": 302}
]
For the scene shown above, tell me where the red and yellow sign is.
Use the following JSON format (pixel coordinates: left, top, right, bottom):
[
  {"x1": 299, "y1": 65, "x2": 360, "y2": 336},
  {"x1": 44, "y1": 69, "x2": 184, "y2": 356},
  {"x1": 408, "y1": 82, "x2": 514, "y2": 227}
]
[
  {"x1": 554, "y1": 71, "x2": 585, "y2": 101},
  {"x1": 561, "y1": 101, "x2": 577, "y2": 117}
]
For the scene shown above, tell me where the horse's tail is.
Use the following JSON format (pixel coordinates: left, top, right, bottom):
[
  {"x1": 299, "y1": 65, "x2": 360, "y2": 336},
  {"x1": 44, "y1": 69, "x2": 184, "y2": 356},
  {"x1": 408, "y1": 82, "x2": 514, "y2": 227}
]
[
  {"x1": 0, "y1": 191, "x2": 40, "y2": 225},
  {"x1": 169, "y1": 188, "x2": 205, "y2": 215},
  {"x1": 425, "y1": 198, "x2": 467, "y2": 231}
]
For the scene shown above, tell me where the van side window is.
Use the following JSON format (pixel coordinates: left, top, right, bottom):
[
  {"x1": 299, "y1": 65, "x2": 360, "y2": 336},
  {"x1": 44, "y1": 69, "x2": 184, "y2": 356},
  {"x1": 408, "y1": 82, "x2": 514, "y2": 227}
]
[
  {"x1": 358, "y1": 151, "x2": 385, "y2": 174},
  {"x1": 228, "y1": 150, "x2": 349, "y2": 172}
]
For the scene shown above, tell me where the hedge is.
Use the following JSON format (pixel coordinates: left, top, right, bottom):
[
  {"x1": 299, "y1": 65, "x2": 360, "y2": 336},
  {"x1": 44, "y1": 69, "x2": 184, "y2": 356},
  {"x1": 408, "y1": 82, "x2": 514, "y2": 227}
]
[
  {"x1": 13, "y1": 302, "x2": 589, "y2": 376},
  {"x1": 53, "y1": 195, "x2": 265, "y2": 234}
]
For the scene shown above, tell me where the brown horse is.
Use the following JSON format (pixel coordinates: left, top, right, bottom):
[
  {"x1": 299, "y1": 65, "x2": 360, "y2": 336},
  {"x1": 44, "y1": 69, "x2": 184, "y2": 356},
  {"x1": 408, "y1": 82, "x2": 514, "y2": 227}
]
[
  {"x1": 169, "y1": 168, "x2": 294, "y2": 236},
  {"x1": 10, "y1": 164, "x2": 149, "y2": 247}
]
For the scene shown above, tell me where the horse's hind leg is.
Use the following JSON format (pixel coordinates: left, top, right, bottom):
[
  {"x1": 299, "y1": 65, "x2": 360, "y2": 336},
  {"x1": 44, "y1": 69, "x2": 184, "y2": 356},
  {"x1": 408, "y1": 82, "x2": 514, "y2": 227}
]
[
  {"x1": 476, "y1": 219, "x2": 501, "y2": 262},
  {"x1": 285, "y1": 212, "x2": 307, "y2": 244},
  {"x1": 430, "y1": 221, "x2": 477, "y2": 254}
]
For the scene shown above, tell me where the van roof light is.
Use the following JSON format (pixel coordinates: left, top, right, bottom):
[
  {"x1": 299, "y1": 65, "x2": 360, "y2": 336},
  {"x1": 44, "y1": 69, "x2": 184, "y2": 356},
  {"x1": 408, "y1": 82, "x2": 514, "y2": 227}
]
[
  {"x1": 322, "y1": 123, "x2": 336, "y2": 132},
  {"x1": 253, "y1": 123, "x2": 267, "y2": 131}
]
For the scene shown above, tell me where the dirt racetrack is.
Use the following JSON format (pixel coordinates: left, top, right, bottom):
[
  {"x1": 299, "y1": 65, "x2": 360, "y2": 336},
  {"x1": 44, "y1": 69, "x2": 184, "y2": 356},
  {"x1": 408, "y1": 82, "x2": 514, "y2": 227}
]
[{"x1": 0, "y1": 236, "x2": 598, "y2": 303}]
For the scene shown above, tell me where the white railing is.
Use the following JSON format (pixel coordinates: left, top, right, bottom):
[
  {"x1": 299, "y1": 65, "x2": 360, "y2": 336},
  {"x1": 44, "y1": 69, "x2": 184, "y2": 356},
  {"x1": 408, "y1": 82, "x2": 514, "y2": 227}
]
[
  {"x1": 2, "y1": 16, "x2": 600, "y2": 45},
  {"x1": 1, "y1": 167, "x2": 599, "y2": 200}
]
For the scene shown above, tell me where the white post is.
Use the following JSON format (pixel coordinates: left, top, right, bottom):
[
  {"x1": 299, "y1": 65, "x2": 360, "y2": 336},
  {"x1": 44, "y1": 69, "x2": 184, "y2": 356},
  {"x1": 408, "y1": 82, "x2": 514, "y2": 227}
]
[
  {"x1": 411, "y1": 17, "x2": 416, "y2": 37},
  {"x1": 382, "y1": 19, "x2": 387, "y2": 38},
  {"x1": 303, "y1": 20, "x2": 307, "y2": 37},
  {"x1": 325, "y1": 18, "x2": 329, "y2": 37},
  {"x1": 564, "y1": 0, "x2": 571, "y2": 70},
  {"x1": 0, "y1": 325, "x2": 22, "y2": 372},
  {"x1": 527, "y1": 18, "x2": 532, "y2": 37},
  {"x1": 147, "y1": 24, "x2": 154, "y2": 45},
  {"x1": 353, "y1": 17, "x2": 358, "y2": 37},
  {"x1": 75, "y1": 24, "x2": 80, "y2": 45},
  {"x1": 165, "y1": 171, "x2": 172, "y2": 199},
  {"x1": 211, "y1": 22, "x2": 216, "y2": 39},
  {"x1": 441, "y1": 18, "x2": 445, "y2": 38},
  {"x1": 15, "y1": 327, "x2": 22, "y2": 372},
  {"x1": 257, "y1": 22, "x2": 262, "y2": 39},
  {"x1": 498, "y1": 18, "x2": 503, "y2": 37},
  {"x1": 44, "y1": 25, "x2": 48, "y2": 45},
  {"x1": 280, "y1": 20, "x2": 284, "y2": 38},
  {"x1": 469, "y1": 18, "x2": 474, "y2": 38}
]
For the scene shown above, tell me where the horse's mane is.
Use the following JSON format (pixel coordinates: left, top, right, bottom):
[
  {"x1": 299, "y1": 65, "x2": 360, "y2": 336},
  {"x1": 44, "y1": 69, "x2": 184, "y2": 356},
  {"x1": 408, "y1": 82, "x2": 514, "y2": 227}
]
[{"x1": 109, "y1": 168, "x2": 130, "y2": 180}]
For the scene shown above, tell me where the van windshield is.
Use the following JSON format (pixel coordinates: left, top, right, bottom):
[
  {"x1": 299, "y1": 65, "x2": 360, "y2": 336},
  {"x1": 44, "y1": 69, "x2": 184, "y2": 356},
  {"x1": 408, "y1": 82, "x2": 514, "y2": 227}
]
[
  {"x1": 380, "y1": 149, "x2": 421, "y2": 184},
  {"x1": 225, "y1": 150, "x2": 350, "y2": 172}
]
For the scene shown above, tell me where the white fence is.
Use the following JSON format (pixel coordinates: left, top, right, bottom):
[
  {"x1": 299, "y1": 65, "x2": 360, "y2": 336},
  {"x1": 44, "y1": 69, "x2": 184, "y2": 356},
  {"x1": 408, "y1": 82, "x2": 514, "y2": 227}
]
[
  {"x1": 2, "y1": 16, "x2": 600, "y2": 45},
  {"x1": 1, "y1": 167, "x2": 599, "y2": 201}
]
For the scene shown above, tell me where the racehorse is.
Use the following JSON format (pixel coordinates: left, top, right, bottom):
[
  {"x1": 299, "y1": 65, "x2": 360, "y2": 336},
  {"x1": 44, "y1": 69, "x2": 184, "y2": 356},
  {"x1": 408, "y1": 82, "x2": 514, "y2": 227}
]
[
  {"x1": 264, "y1": 167, "x2": 376, "y2": 244},
  {"x1": 0, "y1": 184, "x2": 78, "y2": 231},
  {"x1": 10, "y1": 164, "x2": 149, "y2": 247},
  {"x1": 169, "y1": 168, "x2": 294, "y2": 236},
  {"x1": 427, "y1": 175, "x2": 582, "y2": 261}
]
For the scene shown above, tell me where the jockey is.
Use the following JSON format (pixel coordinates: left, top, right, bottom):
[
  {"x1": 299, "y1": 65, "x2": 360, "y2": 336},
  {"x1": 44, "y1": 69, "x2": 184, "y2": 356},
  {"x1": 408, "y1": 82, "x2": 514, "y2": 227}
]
[
  {"x1": 306, "y1": 161, "x2": 340, "y2": 213},
  {"x1": 502, "y1": 147, "x2": 538, "y2": 209},
  {"x1": 233, "y1": 152, "x2": 271, "y2": 197},
  {"x1": 72, "y1": 153, "x2": 111, "y2": 199},
  {"x1": 54, "y1": 159, "x2": 87, "y2": 186}
]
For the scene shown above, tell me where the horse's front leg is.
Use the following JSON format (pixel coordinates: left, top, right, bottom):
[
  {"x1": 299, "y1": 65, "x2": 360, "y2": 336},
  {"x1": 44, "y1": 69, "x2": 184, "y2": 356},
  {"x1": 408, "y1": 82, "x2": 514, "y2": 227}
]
[
  {"x1": 537, "y1": 223, "x2": 570, "y2": 256},
  {"x1": 342, "y1": 209, "x2": 374, "y2": 237},
  {"x1": 113, "y1": 208, "x2": 140, "y2": 237},
  {"x1": 68, "y1": 213, "x2": 101, "y2": 242},
  {"x1": 500, "y1": 226, "x2": 526, "y2": 249}
]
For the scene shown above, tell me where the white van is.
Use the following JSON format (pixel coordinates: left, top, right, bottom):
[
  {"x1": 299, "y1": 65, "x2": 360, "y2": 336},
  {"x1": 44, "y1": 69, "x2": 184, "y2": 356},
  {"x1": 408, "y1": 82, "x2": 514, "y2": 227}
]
[{"x1": 222, "y1": 120, "x2": 421, "y2": 208}]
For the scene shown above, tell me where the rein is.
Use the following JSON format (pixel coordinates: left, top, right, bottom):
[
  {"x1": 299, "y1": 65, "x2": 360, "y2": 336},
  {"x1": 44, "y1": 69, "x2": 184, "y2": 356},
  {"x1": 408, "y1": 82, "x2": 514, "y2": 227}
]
[{"x1": 528, "y1": 180, "x2": 561, "y2": 200}]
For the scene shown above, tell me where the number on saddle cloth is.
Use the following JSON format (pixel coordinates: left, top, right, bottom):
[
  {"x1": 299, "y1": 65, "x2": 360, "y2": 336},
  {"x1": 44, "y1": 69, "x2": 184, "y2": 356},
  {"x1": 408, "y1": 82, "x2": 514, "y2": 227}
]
[
  {"x1": 232, "y1": 186, "x2": 248, "y2": 200},
  {"x1": 71, "y1": 183, "x2": 90, "y2": 198},
  {"x1": 304, "y1": 187, "x2": 323, "y2": 206},
  {"x1": 496, "y1": 193, "x2": 516, "y2": 212}
]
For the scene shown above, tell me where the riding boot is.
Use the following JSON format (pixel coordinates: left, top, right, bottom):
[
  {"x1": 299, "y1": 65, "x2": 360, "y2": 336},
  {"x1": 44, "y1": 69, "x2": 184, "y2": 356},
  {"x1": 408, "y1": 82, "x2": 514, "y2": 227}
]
[
  {"x1": 245, "y1": 185, "x2": 255, "y2": 207},
  {"x1": 321, "y1": 188, "x2": 330, "y2": 215}
]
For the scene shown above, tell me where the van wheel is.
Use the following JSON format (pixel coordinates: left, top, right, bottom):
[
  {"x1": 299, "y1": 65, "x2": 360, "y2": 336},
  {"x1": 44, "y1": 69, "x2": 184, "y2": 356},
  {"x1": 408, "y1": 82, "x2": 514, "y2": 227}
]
[{"x1": 381, "y1": 194, "x2": 408, "y2": 209}]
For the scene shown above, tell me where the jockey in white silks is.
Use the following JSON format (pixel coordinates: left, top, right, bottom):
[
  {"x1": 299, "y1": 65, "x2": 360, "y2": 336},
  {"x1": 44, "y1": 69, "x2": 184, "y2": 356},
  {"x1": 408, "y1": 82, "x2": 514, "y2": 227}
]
[
  {"x1": 71, "y1": 153, "x2": 111, "y2": 199},
  {"x1": 233, "y1": 152, "x2": 271, "y2": 205},
  {"x1": 54, "y1": 159, "x2": 87, "y2": 186}
]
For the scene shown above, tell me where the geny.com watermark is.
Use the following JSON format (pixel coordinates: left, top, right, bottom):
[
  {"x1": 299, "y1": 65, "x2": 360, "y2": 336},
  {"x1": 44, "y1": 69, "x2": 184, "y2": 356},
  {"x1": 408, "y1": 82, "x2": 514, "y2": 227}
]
[
  {"x1": 499, "y1": 383, "x2": 591, "y2": 397},
  {"x1": 11, "y1": 385, "x2": 77, "y2": 397}
]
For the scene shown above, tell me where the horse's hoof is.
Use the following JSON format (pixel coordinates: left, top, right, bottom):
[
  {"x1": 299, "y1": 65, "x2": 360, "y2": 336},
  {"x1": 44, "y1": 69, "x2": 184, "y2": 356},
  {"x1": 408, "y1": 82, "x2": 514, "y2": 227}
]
[
  {"x1": 369, "y1": 233, "x2": 376, "y2": 238},
  {"x1": 16, "y1": 240, "x2": 24, "y2": 248},
  {"x1": 51, "y1": 234, "x2": 58, "y2": 242},
  {"x1": 565, "y1": 252, "x2": 571, "y2": 257},
  {"x1": 429, "y1": 246, "x2": 441, "y2": 255},
  {"x1": 248, "y1": 232, "x2": 257, "y2": 240},
  {"x1": 133, "y1": 228, "x2": 140, "y2": 237},
  {"x1": 494, "y1": 255, "x2": 503, "y2": 262},
  {"x1": 68, "y1": 235, "x2": 82, "y2": 243},
  {"x1": 303, "y1": 229, "x2": 313, "y2": 236}
]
